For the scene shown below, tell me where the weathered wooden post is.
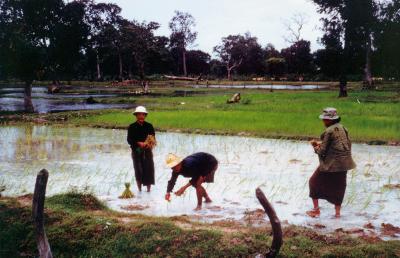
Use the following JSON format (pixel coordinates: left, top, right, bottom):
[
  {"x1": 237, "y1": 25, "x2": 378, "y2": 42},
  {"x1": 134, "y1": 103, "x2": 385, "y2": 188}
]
[
  {"x1": 255, "y1": 187, "x2": 283, "y2": 258},
  {"x1": 32, "y1": 169, "x2": 53, "y2": 258}
]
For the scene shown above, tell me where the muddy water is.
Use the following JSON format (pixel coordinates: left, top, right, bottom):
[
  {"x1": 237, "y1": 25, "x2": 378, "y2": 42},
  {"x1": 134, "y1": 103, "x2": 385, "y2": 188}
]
[
  {"x1": 0, "y1": 86, "x2": 133, "y2": 113},
  {"x1": 0, "y1": 126, "x2": 399, "y2": 237}
]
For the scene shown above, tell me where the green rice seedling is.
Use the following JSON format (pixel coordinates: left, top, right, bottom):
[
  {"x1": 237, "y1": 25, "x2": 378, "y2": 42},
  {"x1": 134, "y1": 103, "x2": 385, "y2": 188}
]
[{"x1": 119, "y1": 182, "x2": 134, "y2": 199}]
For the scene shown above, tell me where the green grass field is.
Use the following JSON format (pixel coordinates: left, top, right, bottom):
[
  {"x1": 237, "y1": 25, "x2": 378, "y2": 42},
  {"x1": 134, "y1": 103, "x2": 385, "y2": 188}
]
[{"x1": 70, "y1": 90, "x2": 400, "y2": 142}]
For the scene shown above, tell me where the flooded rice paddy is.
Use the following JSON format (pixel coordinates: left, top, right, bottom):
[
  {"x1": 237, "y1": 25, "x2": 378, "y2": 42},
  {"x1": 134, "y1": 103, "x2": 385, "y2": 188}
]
[
  {"x1": 0, "y1": 125, "x2": 399, "y2": 238},
  {"x1": 0, "y1": 86, "x2": 134, "y2": 113}
]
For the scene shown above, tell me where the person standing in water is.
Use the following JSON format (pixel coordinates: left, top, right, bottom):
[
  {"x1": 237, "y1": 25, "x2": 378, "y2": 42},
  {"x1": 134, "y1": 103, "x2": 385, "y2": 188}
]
[
  {"x1": 165, "y1": 152, "x2": 218, "y2": 211},
  {"x1": 127, "y1": 106, "x2": 155, "y2": 192},
  {"x1": 307, "y1": 107, "x2": 356, "y2": 218}
]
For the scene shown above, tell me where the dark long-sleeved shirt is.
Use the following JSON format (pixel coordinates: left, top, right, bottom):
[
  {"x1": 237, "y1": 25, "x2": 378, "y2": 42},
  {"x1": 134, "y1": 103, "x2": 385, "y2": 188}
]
[
  {"x1": 127, "y1": 121, "x2": 155, "y2": 149},
  {"x1": 167, "y1": 152, "x2": 217, "y2": 193}
]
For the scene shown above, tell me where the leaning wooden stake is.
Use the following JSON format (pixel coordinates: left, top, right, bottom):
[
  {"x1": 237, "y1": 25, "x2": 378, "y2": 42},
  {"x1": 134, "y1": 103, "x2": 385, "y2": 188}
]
[
  {"x1": 255, "y1": 187, "x2": 283, "y2": 258},
  {"x1": 32, "y1": 169, "x2": 53, "y2": 258}
]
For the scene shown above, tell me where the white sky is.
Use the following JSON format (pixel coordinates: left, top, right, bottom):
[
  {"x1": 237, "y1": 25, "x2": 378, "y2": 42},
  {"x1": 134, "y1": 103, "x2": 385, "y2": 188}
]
[{"x1": 98, "y1": 0, "x2": 324, "y2": 54}]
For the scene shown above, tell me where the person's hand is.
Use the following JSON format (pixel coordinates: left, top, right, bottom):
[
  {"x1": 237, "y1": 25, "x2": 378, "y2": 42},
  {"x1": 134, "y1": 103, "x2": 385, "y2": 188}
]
[
  {"x1": 174, "y1": 187, "x2": 185, "y2": 196},
  {"x1": 137, "y1": 142, "x2": 146, "y2": 148},
  {"x1": 165, "y1": 192, "x2": 171, "y2": 202},
  {"x1": 310, "y1": 140, "x2": 321, "y2": 148}
]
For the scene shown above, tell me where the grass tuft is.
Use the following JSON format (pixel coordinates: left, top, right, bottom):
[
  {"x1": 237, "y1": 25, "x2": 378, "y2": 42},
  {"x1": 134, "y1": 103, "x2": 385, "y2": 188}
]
[{"x1": 46, "y1": 191, "x2": 106, "y2": 213}]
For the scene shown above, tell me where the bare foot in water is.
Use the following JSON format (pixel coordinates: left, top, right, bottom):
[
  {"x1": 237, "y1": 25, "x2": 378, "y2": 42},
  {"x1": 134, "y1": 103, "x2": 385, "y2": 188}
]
[
  {"x1": 194, "y1": 206, "x2": 202, "y2": 211},
  {"x1": 306, "y1": 208, "x2": 320, "y2": 218},
  {"x1": 146, "y1": 186, "x2": 151, "y2": 192}
]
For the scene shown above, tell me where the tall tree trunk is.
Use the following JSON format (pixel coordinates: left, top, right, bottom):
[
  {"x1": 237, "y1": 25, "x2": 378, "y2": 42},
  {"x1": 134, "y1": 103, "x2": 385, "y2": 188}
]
[
  {"x1": 339, "y1": 75, "x2": 348, "y2": 97},
  {"x1": 24, "y1": 80, "x2": 34, "y2": 113},
  {"x1": 139, "y1": 62, "x2": 145, "y2": 80},
  {"x1": 339, "y1": 37, "x2": 349, "y2": 97},
  {"x1": 96, "y1": 53, "x2": 101, "y2": 81},
  {"x1": 227, "y1": 66, "x2": 232, "y2": 81},
  {"x1": 363, "y1": 34, "x2": 373, "y2": 89},
  {"x1": 118, "y1": 50, "x2": 123, "y2": 81},
  {"x1": 182, "y1": 49, "x2": 187, "y2": 76},
  {"x1": 128, "y1": 62, "x2": 133, "y2": 80}
]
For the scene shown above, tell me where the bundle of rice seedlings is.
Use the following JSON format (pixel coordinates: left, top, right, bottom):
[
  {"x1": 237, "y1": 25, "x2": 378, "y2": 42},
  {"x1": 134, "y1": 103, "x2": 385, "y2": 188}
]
[
  {"x1": 119, "y1": 182, "x2": 134, "y2": 199},
  {"x1": 144, "y1": 135, "x2": 157, "y2": 149}
]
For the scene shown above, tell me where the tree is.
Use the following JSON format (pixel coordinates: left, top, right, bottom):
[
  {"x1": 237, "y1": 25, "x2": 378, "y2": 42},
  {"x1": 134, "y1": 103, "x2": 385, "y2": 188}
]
[
  {"x1": 264, "y1": 44, "x2": 286, "y2": 78},
  {"x1": 49, "y1": 1, "x2": 89, "y2": 82},
  {"x1": 264, "y1": 44, "x2": 281, "y2": 59},
  {"x1": 145, "y1": 36, "x2": 175, "y2": 76},
  {"x1": 266, "y1": 58, "x2": 287, "y2": 78},
  {"x1": 283, "y1": 13, "x2": 308, "y2": 44},
  {"x1": 169, "y1": 11, "x2": 197, "y2": 77},
  {"x1": 214, "y1": 33, "x2": 264, "y2": 80},
  {"x1": 314, "y1": 14, "x2": 343, "y2": 80},
  {"x1": 85, "y1": 2, "x2": 123, "y2": 81},
  {"x1": 121, "y1": 21, "x2": 161, "y2": 79},
  {"x1": 236, "y1": 35, "x2": 265, "y2": 76},
  {"x1": 0, "y1": 0, "x2": 87, "y2": 112},
  {"x1": 312, "y1": 0, "x2": 376, "y2": 96},
  {"x1": 281, "y1": 40, "x2": 313, "y2": 76},
  {"x1": 373, "y1": 0, "x2": 400, "y2": 80},
  {"x1": 185, "y1": 50, "x2": 211, "y2": 75},
  {"x1": 213, "y1": 35, "x2": 243, "y2": 80},
  {"x1": 209, "y1": 59, "x2": 226, "y2": 78}
]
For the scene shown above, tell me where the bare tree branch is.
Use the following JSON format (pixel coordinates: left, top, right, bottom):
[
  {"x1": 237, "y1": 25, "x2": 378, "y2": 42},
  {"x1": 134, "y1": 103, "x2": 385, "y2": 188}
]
[{"x1": 282, "y1": 13, "x2": 308, "y2": 44}]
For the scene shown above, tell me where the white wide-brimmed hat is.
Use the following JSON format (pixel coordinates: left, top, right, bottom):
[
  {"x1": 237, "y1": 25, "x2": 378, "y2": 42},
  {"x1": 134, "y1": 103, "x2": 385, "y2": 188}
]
[
  {"x1": 319, "y1": 107, "x2": 340, "y2": 120},
  {"x1": 165, "y1": 153, "x2": 183, "y2": 168},
  {"x1": 133, "y1": 106, "x2": 148, "y2": 115}
]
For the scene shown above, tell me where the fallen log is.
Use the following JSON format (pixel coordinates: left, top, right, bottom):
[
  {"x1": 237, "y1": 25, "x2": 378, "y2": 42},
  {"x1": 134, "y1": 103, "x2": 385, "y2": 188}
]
[
  {"x1": 163, "y1": 74, "x2": 202, "y2": 81},
  {"x1": 255, "y1": 187, "x2": 283, "y2": 258},
  {"x1": 32, "y1": 169, "x2": 53, "y2": 258}
]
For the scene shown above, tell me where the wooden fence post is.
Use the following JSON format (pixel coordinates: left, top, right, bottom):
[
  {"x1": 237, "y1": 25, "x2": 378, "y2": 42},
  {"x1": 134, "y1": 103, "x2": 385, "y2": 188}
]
[
  {"x1": 255, "y1": 187, "x2": 283, "y2": 258},
  {"x1": 32, "y1": 169, "x2": 53, "y2": 258}
]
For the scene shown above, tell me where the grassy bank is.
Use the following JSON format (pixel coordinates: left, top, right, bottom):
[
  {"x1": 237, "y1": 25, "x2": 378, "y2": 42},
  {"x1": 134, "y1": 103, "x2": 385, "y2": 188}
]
[
  {"x1": 68, "y1": 90, "x2": 400, "y2": 142},
  {"x1": 1, "y1": 193, "x2": 399, "y2": 257},
  {"x1": 1, "y1": 90, "x2": 399, "y2": 142}
]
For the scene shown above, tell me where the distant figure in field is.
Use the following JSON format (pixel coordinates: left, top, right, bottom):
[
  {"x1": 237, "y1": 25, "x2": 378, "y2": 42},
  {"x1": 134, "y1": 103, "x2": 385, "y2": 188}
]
[
  {"x1": 227, "y1": 92, "x2": 241, "y2": 103},
  {"x1": 307, "y1": 107, "x2": 356, "y2": 218},
  {"x1": 127, "y1": 106, "x2": 156, "y2": 192},
  {"x1": 165, "y1": 152, "x2": 218, "y2": 211},
  {"x1": 86, "y1": 96, "x2": 98, "y2": 104}
]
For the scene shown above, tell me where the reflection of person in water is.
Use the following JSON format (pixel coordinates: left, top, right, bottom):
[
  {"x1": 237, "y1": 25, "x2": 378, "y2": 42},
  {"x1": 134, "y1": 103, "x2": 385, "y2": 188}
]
[
  {"x1": 165, "y1": 152, "x2": 218, "y2": 211},
  {"x1": 127, "y1": 106, "x2": 155, "y2": 192},
  {"x1": 307, "y1": 107, "x2": 356, "y2": 218}
]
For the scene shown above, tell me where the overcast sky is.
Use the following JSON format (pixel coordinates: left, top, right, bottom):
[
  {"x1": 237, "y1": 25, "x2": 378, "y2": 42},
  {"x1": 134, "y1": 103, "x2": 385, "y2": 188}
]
[{"x1": 98, "y1": 0, "x2": 324, "y2": 54}]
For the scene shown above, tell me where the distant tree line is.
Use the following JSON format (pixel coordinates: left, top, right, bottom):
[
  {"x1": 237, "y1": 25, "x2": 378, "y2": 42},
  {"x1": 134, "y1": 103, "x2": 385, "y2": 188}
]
[{"x1": 0, "y1": 0, "x2": 399, "y2": 110}]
